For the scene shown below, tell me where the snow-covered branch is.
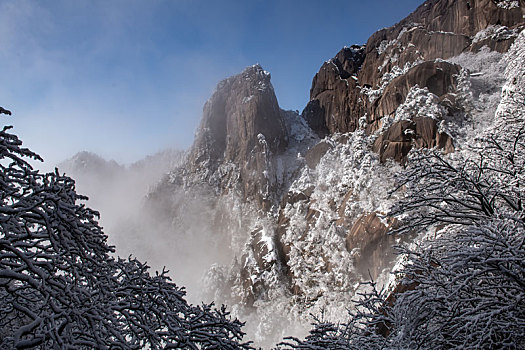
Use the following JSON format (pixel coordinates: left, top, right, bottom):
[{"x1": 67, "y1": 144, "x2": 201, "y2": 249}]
[{"x1": 0, "y1": 111, "x2": 253, "y2": 349}]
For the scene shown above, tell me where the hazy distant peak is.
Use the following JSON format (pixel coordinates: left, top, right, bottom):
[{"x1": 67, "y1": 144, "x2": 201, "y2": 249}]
[
  {"x1": 59, "y1": 151, "x2": 123, "y2": 174},
  {"x1": 129, "y1": 148, "x2": 184, "y2": 171}
]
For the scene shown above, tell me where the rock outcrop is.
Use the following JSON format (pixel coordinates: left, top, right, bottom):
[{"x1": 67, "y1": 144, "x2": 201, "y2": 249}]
[
  {"x1": 303, "y1": 45, "x2": 366, "y2": 135},
  {"x1": 304, "y1": 141, "x2": 333, "y2": 169},
  {"x1": 187, "y1": 64, "x2": 288, "y2": 209},
  {"x1": 304, "y1": 0, "x2": 525, "y2": 161},
  {"x1": 373, "y1": 117, "x2": 454, "y2": 163},
  {"x1": 359, "y1": 0, "x2": 525, "y2": 88},
  {"x1": 370, "y1": 61, "x2": 460, "y2": 128},
  {"x1": 346, "y1": 213, "x2": 398, "y2": 279}
]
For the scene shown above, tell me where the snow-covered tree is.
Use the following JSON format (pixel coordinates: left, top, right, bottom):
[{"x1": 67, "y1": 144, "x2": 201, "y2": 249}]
[
  {"x1": 0, "y1": 108, "x2": 253, "y2": 349},
  {"x1": 382, "y1": 216, "x2": 525, "y2": 349},
  {"x1": 390, "y1": 125, "x2": 524, "y2": 232}
]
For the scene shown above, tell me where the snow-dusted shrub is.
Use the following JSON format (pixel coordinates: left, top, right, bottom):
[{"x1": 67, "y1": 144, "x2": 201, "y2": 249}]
[
  {"x1": 0, "y1": 109, "x2": 252, "y2": 349},
  {"x1": 446, "y1": 46, "x2": 506, "y2": 135}
]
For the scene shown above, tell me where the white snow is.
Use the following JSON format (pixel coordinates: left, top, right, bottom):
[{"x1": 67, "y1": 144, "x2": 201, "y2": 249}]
[
  {"x1": 495, "y1": 0, "x2": 520, "y2": 9},
  {"x1": 472, "y1": 25, "x2": 520, "y2": 44}
]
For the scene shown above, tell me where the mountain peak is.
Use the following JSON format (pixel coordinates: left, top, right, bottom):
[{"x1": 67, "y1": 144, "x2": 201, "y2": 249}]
[
  {"x1": 186, "y1": 65, "x2": 288, "y2": 208},
  {"x1": 59, "y1": 151, "x2": 122, "y2": 174}
]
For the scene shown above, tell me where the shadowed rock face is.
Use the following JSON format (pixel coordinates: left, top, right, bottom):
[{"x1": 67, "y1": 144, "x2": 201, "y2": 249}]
[
  {"x1": 345, "y1": 213, "x2": 398, "y2": 279},
  {"x1": 187, "y1": 64, "x2": 288, "y2": 208},
  {"x1": 304, "y1": 45, "x2": 366, "y2": 135},
  {"x1": 301, "y1": 99, "x2": 329, "y2": 138},
  {"x1": 373, "y1": 117, "x2": 454, "y2": 163}
]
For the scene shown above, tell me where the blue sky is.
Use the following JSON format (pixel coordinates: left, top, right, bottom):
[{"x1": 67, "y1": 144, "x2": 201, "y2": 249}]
[{"x1": 0, "y1": 0, "x2": 424, "y2": 167}]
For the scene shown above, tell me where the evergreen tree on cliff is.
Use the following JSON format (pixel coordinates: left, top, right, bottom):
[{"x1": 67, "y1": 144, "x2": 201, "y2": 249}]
[{"x1": 0, "y1": 108, "x2": 253, "y2": 349}]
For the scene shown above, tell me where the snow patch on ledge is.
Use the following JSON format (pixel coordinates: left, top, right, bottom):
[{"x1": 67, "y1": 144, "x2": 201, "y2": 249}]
[
  {"x1": 472, "y1": 25, "x2": 520, "y2": 43},
  {"x1": 495, "y1": 0, "x2": 520, "y2": 9}
]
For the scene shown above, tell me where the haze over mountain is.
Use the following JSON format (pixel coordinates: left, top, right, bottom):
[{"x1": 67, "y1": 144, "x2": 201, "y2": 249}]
[{"x1": 56, "y1": 0, "x2": 525, "y2": 348}]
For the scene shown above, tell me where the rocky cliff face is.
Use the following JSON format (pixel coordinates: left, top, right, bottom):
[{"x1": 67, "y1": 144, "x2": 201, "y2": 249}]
[
  {"x1": 144, "y1": 0, "x2": 525, "y2": 347},
  {"x1": 186, "y1": 64, "x2": 288, "y2": 210},
  {"x1": 305, "y1": 0, "x2": 524, "y2": 161},
  {"x1": 303, "y1": 45, "x2": 366, "y2": 135}
]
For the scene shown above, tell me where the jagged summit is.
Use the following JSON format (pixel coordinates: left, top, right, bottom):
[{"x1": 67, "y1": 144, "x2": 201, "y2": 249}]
[
  {"x1": 189, "y1": 64, "x2": 287, "y2": 167},
  {"x1": 185, "y1": 64, "x2": 289, "y2": 209}
]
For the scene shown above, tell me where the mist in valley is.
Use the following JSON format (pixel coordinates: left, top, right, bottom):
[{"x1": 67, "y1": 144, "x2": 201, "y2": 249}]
[
  {"x1": 56, "y1": 144, "x2": 317, "y2": 348},
  {"x1": 57, "y1": 150, "x2": 233, "y2": 304}
]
